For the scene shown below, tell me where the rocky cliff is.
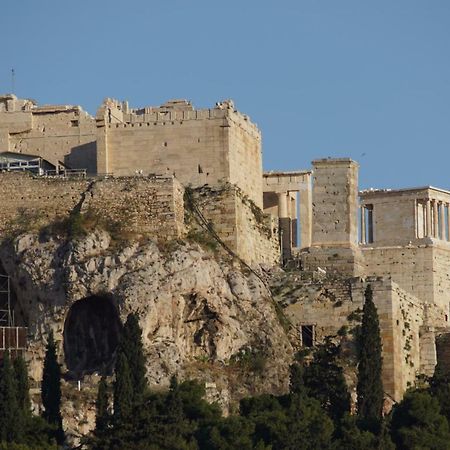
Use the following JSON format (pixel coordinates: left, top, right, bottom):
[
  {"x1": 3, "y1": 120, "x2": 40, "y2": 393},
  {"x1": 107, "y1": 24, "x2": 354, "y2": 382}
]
[{"x1": 0, "y1": 230, "x2": 293, "y2": 442}]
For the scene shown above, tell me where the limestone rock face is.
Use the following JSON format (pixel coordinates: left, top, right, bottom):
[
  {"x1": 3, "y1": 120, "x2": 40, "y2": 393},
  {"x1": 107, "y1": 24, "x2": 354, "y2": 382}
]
[{"x1": 0, "y1": 231, "x2": 292, "y2": 442}]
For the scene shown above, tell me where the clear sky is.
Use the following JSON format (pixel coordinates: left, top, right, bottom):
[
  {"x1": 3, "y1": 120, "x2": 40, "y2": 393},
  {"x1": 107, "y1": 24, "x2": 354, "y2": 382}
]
[{"x1": 2, "y1": 0, "x2": 449, "y2": 190}]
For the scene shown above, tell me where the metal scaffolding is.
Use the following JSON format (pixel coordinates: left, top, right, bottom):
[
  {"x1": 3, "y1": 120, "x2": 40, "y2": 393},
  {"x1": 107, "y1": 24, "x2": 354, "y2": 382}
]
[{"x1": 0, "y1": 273, "x2": 13, "y2": 327}]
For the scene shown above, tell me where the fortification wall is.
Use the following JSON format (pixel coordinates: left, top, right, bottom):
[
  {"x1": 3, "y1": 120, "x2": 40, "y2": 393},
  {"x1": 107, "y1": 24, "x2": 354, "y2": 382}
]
[
  {"x1": 0, "y1": 173, "x2": 185, "y2": 239},
  {"x1": 190, "y1": 185, "x2": 279, "y2": 266},
  {"x1": 101, "y1": 117, "x2": 229, "y2": 187}
]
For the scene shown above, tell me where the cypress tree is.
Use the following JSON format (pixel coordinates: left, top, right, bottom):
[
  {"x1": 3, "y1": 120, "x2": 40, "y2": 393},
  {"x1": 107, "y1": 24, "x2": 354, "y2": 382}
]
[
  {"x1": 357, "y1": 284, "x2": 384, "y2": 432},
  {"x1": 118, "y1": 313, "x2": 147, "y2": 403},
  {"x1": 0, "y1": 351, "x2": 20, "y2": 442},
  {"x1": 95, "y1": 375, "x2": 109, "y2": 434},
  {"x1": 13, "y1": 354, "x2": 31, "y2": 415},
  {"x1": 113, "y1": 353, "x2": 133, "y2": 423},
  {"x1": 41, "y1": 331, "x2": 64, "y2": 444}
]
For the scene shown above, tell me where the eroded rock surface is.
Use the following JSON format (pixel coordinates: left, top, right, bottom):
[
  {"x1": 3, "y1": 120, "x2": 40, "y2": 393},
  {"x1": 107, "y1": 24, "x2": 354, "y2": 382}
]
[{"x1": 0, "y1": 231, "x2": 292, "y2": 443}]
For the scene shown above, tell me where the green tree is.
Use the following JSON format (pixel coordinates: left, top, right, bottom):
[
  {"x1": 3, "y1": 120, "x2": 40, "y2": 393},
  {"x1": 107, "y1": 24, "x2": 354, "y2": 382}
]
[
  {"x1": 41, "y1": 331, "x2": 63, "y2": 444},
  {"x1": 430, "y1": 362, "x2": 450, "y2": 423},
  {"x1": 113, "y1": 353, "x2": 133, "y2": 424},
  {"x1": 118, "y1": 313, "x2": 147, "y2": 404},
  {"x1": 95, "y1": 376, "x2": 109, "y2": 435},
  {"x1": 13, "y1": 355, "x2": 30, "y2": 415},
  {"x1": 0, "y1": 352, "x2": 20, "y2": 442},
  {"x1": 357, "y1": 284, "x2": 384, "y2": 432},
  {"x1": 390, "y1": 391, "x2": 450, "y2": 450},
  {"x1": 333, "y1": 414, "x2": 377, "y2": 450},
  {"x1": 202, "y1": 416, "x2": 258, "y2": 450},
  {"x1": 303, "y1": 338, "x2": 351, "y2": 423}
]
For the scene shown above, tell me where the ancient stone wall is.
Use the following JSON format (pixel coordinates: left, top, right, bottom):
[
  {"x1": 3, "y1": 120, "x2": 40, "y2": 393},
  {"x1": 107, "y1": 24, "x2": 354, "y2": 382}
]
[
  {"x1": 0, "y1": 96, "x2": 97, "y2": 173},
  {"x1": 190, "y1": 185, "x2": 280, "y2": 266},
  {"x1": 0, "y1": 173, "x2": 185, "y2": 239}
]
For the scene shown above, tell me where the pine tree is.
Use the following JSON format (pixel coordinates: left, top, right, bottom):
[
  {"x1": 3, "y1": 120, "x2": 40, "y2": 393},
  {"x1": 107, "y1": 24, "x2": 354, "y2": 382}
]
[
  {"x1": 41, "y1": 331, "x2": 64, "y2": 444},
  {"x1": 391, "y1": 391, "x2": 450, "y2": 449},
  {"x1": 113, "y1": 353, "x2": 133, "y2": 423},
  {"x1": 0, "y1": 351, "x2": 20, "y2": 442},
  {"x1": 95, "y1": 375, "x2": 109, "y2": 434},
  {"x1": 357, "y1": 284, "x2": 384, "y2": 432},
  {"x1": 13, "y1": 354, "x2": 30, "y2": 415},
  {"x1": 118, "y1": 313, "x2": 147, "y2": 404}
]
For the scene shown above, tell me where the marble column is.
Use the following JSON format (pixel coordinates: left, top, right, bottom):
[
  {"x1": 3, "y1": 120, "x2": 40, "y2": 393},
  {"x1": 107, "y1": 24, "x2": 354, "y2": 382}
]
[{"x1": 425, "y1": 200, "x2": 432, "y2": 237}]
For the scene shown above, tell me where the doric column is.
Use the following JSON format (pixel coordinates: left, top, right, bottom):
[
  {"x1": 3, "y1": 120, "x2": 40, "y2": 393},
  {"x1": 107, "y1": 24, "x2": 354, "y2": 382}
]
[{"x1": 426, "y1": 200, "x2": 432, "y2": 237}]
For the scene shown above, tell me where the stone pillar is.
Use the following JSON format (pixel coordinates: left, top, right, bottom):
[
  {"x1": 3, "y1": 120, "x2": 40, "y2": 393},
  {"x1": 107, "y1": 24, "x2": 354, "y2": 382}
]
[
  {"x1": 426, "y1": 200, "x2": 432, "y2": 237},
  {"x1": 277, "y1": 193, "x2": 288, "y2": 218},
  {"x1": 440, "y1": 203, "x2": 446, "y2": 240},
  {"x1": 299, "y1": 174, "x2": 312, "y2": 248},
  {"x1": 360, "y1": 206, "x2": 366, "y2": 244},
  {"x1": 433, "y1": 200, "x2": 439, "y2": 238}
]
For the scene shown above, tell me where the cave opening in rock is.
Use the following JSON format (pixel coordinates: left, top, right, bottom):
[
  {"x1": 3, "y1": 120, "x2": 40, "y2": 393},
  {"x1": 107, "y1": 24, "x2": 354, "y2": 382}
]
[{"x1": 64, "y1": 295, "x2": 122, "y2": 377}]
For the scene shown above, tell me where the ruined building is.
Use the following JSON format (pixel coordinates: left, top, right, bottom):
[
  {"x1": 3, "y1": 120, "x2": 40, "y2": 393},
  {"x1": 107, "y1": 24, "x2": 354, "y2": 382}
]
[{"x1": 0, "y1": 93, "x2": 449, "y2": 409}]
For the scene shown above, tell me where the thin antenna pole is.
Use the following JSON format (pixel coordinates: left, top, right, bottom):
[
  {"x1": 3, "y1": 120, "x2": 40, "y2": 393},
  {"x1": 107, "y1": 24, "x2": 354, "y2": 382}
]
[{"x1": 11, "y1": 68, "x2": 15, "y2": 94}]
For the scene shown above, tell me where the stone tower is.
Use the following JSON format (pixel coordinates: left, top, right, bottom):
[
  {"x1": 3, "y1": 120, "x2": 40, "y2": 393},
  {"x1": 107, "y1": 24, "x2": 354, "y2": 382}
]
[{"x1": 302, "y1": 158, "x2": 362, "y2": 275}]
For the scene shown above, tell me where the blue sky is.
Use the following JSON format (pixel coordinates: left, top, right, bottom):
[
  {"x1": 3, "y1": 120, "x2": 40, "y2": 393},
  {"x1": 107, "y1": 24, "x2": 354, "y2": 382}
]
[{"x1": 2, "y1": 0, "x2": 450, "y2": 190}]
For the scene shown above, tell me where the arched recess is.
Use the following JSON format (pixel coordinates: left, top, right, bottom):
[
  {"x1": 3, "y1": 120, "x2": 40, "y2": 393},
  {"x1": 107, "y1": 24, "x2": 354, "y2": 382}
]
[{"x1": 63, "y1": 295, "x2": 122, "y2": 377}]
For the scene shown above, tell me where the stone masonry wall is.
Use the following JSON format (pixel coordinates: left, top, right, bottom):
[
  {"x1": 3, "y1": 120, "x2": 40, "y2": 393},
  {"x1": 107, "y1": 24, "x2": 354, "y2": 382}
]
[
  {"x1": 363, "y1": 245, "x2": 450, "y2": 320},
  {"x1": 0, "y1": 173, "x2": 185, "y2": 239},
  {"x1": 280, "y1": 276, "x2": 425, "y2": 402},
  {"x1": 190, "y1": 185, "x2": 279, "y2": 266}
]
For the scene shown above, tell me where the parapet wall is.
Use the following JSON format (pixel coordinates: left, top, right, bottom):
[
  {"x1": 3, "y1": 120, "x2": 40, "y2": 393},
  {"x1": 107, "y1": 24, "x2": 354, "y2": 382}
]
[{"x1": 0, "y1": 173, "x2": 185, "y2": 239}]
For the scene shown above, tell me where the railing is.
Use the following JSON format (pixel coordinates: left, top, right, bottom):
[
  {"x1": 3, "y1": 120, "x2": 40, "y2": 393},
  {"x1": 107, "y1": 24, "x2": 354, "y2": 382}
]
[{"x1": 44, "y1": 169, "x2": 87, "y2": 179}]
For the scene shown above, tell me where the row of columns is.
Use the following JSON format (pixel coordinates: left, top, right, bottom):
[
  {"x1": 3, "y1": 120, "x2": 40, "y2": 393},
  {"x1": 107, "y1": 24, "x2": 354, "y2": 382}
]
[{"x1": 421, "y1": 199, "x2": 449, "y2": 240}]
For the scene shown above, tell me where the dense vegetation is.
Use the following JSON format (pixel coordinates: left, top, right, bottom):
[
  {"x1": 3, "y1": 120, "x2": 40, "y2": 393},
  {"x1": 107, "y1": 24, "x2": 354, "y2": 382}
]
[{"x1": 2, "y1": 287, "x2": 450, "y2": 448}]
